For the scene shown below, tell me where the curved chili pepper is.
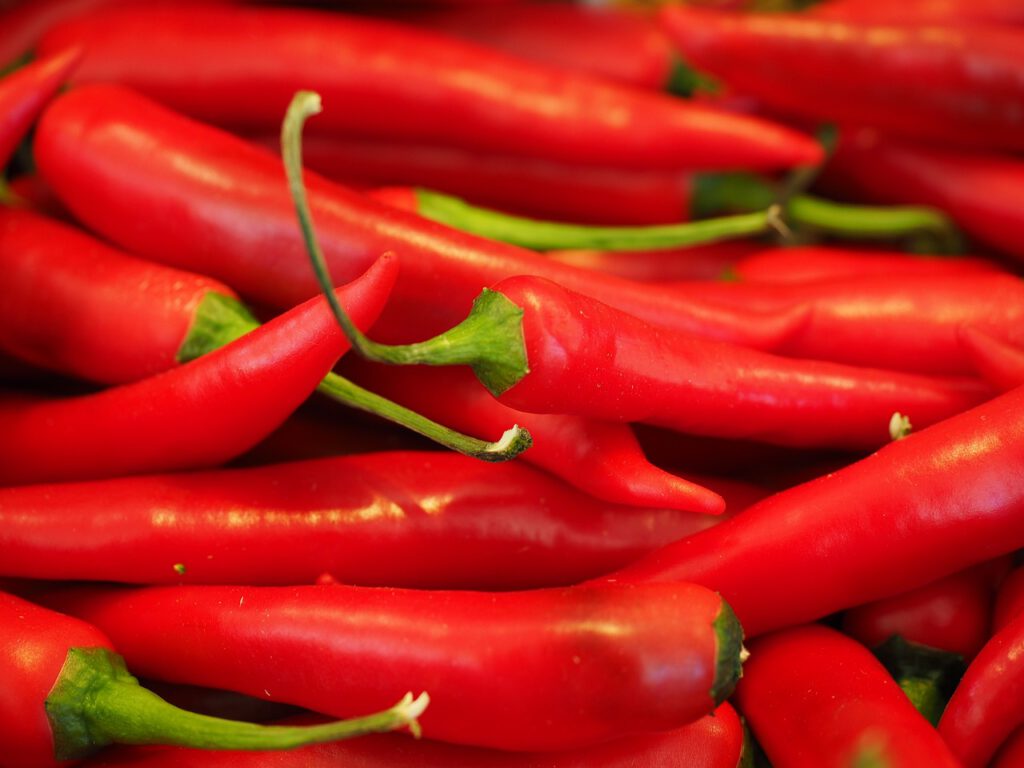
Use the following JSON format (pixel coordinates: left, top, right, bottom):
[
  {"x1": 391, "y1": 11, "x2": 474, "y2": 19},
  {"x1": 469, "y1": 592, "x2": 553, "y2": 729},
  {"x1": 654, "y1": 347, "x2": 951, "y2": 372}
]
[
  {"x1": 810, "y1": 0, "x2": 1024, "y2": 25},
  {"x1": 993, "y1": 565, "x2": 1024, "y2": 633},
  {"x1": 841, "y1": 561, "x2": 1001, "y2": 660},
  {"x1": 0, "y1": 255, "x2": 396, "y2": 486},
  {"x1": 599, "y1": 382, "x2": 1024, "y2": 638},
  {"x1": 37, "y1": 580, "x2": 744, "y2": 753},
  {"x1": 0, "y1": 46, "x2": 79, "y2": 174},
  {"x1": 341, "y1": 360, "x2": 725, "y2": 513},
  {"x1": 38, "y1": 4, "x2": 821, "y2": 171},
  {"x1": 82, "y1": 702, "x2": 745, "y2": 768},
  {"x1": 735, "y1": 624, "x2": 961, "y2": 768},
  {"x1": 0, "y1": 589, "x2": 427, "y2": 768},
  {"x1": 0, "y1": 451, "x2": 725, "y2": 589},
  {"x1": 733, "y1": 246, "x2": 1000, "y2": 285},
  {"x1": 660, "y1": 6, "x2": 1024, "y2": 152},
  {"x1": 826, "y1": 129, "x2": 1024, "y2": 263},
  {"x1": 938, "y1": 612, "x2": 1024, "y2": 767},
  {"x1": 34, "y1": 84, "x2": 808, "y2": 350}
]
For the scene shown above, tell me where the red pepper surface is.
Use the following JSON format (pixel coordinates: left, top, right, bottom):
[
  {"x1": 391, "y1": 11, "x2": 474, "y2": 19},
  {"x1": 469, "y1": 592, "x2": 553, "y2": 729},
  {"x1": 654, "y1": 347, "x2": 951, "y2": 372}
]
[
  {"x1": 733, "y1": 245, "x2": 1000, "y2": 285},
  {"x1": 959, "y1": 326, "x2": 1024, "y2": 391},
  {"x1": 83, "y1": 702, "x2": 744, "y2": 768},
  {"x1": 665, "y1": 271, "x2": 1024, "y2": 376},
  {"x1": 38, "y1": 581, "x2": 743, "y2": 752},
  {"x1": 939, "y1": 612, "x2": 1024, "y2": 767},
  {"x1": 390, "y1": 2, "x2": 678, "y2": 91},
  {"x1": 659, "y1": 6, "x2": 1024, "y2": 153},
  {"x1": 547, "y1": 241, "x2": 759, "y2": 283},
  {"x1": 0, "y1": 451, "x2": 723, "y2": 589},
  {"x1": 0, "y1": 47, "x2": 80, "y2": 171},
  {"x1": 0, "y1": 255, "x2": 396, "y2": 485},
  {"x1": 0, "y1": 207, "x2": 247, "y2": 384},
  {"x1": 0, "y1": 589, "x2": 430, "y2": 768},
  {"x1": 810, "y1": 0, "x2": 1024, "y2": 25},
  {"x1": 33, "y1": 84, "x2": 806, "y2": 349},
  {"x1": 994, "y1": 728, "x2": 1024, "y2": 768},
  {"x1": 826, "y1": 129, "x2": 1024, "y2": 264},
  {"x1": 341, "y1": 361, "x2": 726, "y2": 514},
  {"x1": 408, "y1": 273, "x2": 989, "y2": 450},
  {"x1": 993, "y1": 565, "x2": 1024, "y2": 633},
  {"x1": 841, "y1": 561, "x2": 1000, "y2": 660},
  {"x1": 38, "y1": 5, "x2": 821, "y2": 172},
  {"x1": 735, "y1": 624, "x2": 961, "y2": 768},
  {"x1": 598, "y1": 383, "x2": 1024, "y2": 638}
]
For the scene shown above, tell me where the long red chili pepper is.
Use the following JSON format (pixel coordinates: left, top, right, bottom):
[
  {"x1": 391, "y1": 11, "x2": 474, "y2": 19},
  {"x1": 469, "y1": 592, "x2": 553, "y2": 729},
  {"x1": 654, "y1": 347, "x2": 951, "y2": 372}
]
[
  {"x1": 38, "y1": 5, "x2": 821, "y2": 172},
  {"x1": 733, "y1": 245, "x2": 1000, "y2": 285},
  {"x1": 826, "y1": 129, "x2": 1024, "y2": 264},
  {"x1": 82, "y1": 702, "x2": 745, "y2": 768},
  {"x1": 0, "y1": 451, "x2": 725, "y2": 589},
  {"x1": 0, "y1": 589, "x2": 427, "y2": 768},
  {"x1": 660, "y1": 6, "x2": 1024, "y2": 153},
  {"x1": 735, "y1": 624, "x2": 961, "y2": 767},
  {"x1": 597, "y1": 382, "x2": 1024, "y2": 638},
  {"x1": 0, "y1": 47, "x2": 79, "y2": 174},
  {"x1": 37, "y1": 580, "x2": 744, "y2": 753},
  {"x1": 810, "y1": 0, "x2": 1024, "y2": 25},
  {"x1": 546, "y1": 241, "x2": 759, "y2": 283},
  {"x1": 0, "y1": 255, "x2": 396, "y2": 486},
  {"x1": 34, "y1": 84, "x2": 809, "y2": 351},
  {"x1": 341, "y1": 360, "x2": 726, "y2": 513},
  {"x1": 841, "y1": 561, "x2": 1001, "y2": 660},
  {"x1": 938, "y1": 612, "x2": 1024, "y2": 767}
]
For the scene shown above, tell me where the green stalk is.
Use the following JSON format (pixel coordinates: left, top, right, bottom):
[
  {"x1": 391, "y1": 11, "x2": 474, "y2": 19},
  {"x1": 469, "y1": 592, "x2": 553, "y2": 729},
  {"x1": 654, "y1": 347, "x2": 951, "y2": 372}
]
[
  {"x1": 176, "y1": 291, "x2": 531, "y2": 461},
  {"x1": 47, "y1": 647, "x2": 428, "y2": 761},
  {"x1": 412, "y1": 187, "x2": 778, "y2": 252}
]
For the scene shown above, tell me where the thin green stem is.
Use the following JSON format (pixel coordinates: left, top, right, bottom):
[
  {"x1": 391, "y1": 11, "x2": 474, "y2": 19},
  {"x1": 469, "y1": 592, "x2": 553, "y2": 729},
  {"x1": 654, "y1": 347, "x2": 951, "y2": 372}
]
[
  {"x1": 414, "y1": 187, "x2": 775, "y2": 252},
  {"x1": 47, "y1": 647, "x2": 428, "y2": 761}
]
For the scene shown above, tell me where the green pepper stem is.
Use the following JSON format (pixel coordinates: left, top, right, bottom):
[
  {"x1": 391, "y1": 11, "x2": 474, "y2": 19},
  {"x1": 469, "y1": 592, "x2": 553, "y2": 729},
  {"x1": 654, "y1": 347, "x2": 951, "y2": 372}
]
[
  {"x1": 46, "y1": 647, "x2": 428, "y2": 761},
  {"x1": 177, "y1": 284, "x2": 531, "y2": 460}
]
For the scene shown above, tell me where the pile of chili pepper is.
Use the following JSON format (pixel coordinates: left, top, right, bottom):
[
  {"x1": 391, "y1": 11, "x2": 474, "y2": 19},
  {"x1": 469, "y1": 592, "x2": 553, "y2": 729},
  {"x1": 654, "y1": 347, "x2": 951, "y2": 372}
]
[{"x1": 3, "y1": 0, "x2": 1024, "y2": 765}]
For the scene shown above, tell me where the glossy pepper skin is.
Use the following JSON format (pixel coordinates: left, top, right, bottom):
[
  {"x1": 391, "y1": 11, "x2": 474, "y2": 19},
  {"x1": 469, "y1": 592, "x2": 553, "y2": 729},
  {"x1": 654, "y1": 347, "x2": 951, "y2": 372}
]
[
  {"x1": 736, "y1": 624, "x2": 961, "y2": 768},
  {"x1": 939, "y1": 613, "x2": 1024, "y2": 767},
  {"x1": 447, "y1": 274, "x2": 989, "y2": 450},
  {"x1": 600, "y1": 383, "x2": 1024, "y2": 638},
  {"x1": 660, "y1": 6, "x2": 1024, "y2": 153},
  {"x1": 826, "y1": 129, "x2": 1024, "y2": 264},
  {"x1": 0, "y1": 255, "x2": 396, "y2": 486},
  {"x1": 0, "y1": 207, "x2": 245, "y2": 384},
  {"x1": 34, "y1": 84, "x2": 804, "y2": 350},
  {"x1": 342, "y1": 360, "x2": 726, "y2": 514},
  {"x1": 0, "y1": 451, "x2": 724, "y2": 589},
  {"x1": 841, "y1": 561, "x2": 1001, "y2": 660},
  {"x1": 82, "y1": 702, "x2": 745, "y2": 768},
  {"x1": 810, "y1": 0, "x2": 1024, "y2": 25},
  {"x1": 38, "y1": 5, "x2": 821, "y2": 172},
  {"x1": 39, "y1": 581, "x2": 742, "y2": 753}
]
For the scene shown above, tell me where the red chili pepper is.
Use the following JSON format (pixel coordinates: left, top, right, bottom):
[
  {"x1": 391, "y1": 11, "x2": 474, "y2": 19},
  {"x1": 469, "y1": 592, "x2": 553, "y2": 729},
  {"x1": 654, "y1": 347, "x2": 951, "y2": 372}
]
[
  {"x1": 841, "y1": 561, "x2": 1001, "y2": 660},
  {"x1": 663, "y1": 271, "x2": 1024, "y2": 376},
  {"x1": 992, "y1": 727, "x2": 1024, "y2": 768},
  {"x1": 810, "y1": 0, "x2": 1024, "y2": 25},
  {"x1": 0, "y1": 589, "x2": 427, "y2": 768},
  {"x1": 82, "y1": 702, "x2": 745, "y2": 768},
  {"x1": 341, "y1": 360, "x2": 726, "y2": 513},
  {"x1": 0, "y1": 47, "x2": 79, "y2": 173},
  {"x1": 0, "y1": 450, "x2": 724, "y2": 589},
  {"x1": 733, "y1": 246, "x2": 1000, "y2": 285},
  {"x1": 34, "y1": 84, "x2": 807, "y2": 351},
  {"x1": 545, "y1": 241, "x2": 760, "y2": 283},
  {"x1": 660, "y1": 6, "x2": 1024, "y2": 153},
  {"x1": 938, "y1": 612, "x2": 1024, "y2": 767},
  {"x1": 37, "y1": 580, "x2": 743, "y2": 753},
  {"x1": 389, "y1": 1, "x2": 680, "y2": 92},
  {"x1": 346, "y1": 271, "x2": 990, "y2": 451},
  {"x1": 0, "y1": 207, "x2": 250, "y2": 384},
  {"x1": 959, "y1": 325, "x2": 1024, "y2": 391},
  {"x1": 598, "y1": 383, "x2": 1024, "y2": 638},
  {"x1": 735, "y1": 624, "x2": 961, "y2": 768},
  {"x1": 993, "y1": 565, "x2": 1024, "y2": 633},
  {"x1": 826, "y1": 129, "x2": 1024, "y2": 264},
  {"x1": 38, "y1": 5, "x2": 821, "y2": 172},
  {"x1": 0, "y1": 255, "x2": 396, "y2": 485}
]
